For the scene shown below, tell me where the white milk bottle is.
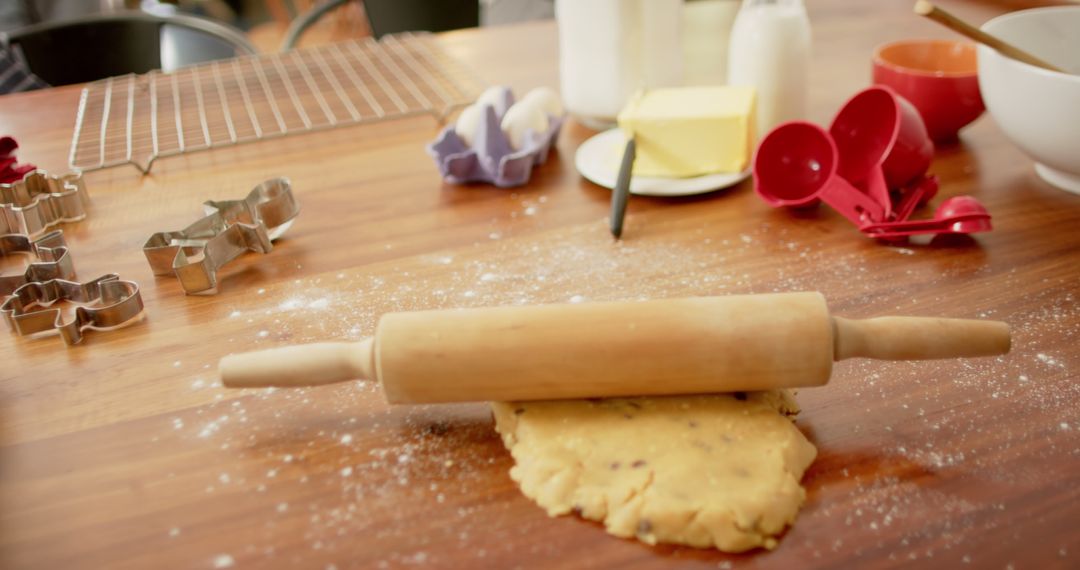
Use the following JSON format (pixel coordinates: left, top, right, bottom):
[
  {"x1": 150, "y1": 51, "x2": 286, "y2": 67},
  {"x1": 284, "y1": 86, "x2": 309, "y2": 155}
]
[
  {"x1": 556, "y1": 0, "x2": 683, "y2": 128},
  {"x1": 727, "y1": 0, "x2": 811, "y2": 136}
]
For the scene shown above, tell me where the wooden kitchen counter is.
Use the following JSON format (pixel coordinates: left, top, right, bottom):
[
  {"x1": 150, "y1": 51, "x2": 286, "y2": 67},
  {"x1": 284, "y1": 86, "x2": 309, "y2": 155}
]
[{"x1": 1, "y1": 1, "x2": 1077, "y2": 568}]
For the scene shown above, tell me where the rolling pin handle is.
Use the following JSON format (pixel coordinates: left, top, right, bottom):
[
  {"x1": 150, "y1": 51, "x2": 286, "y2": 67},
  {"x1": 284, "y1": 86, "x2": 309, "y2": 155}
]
[
  {"x1": 220, "y1": 338, "x2": 376, "y2": 388},
  {"x1": 832, "y1": 316, "x2": 1010, "y2": 361}
]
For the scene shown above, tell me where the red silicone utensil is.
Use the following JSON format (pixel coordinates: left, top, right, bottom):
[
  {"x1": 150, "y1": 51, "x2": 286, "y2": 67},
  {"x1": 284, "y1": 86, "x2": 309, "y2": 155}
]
[
  {"x1": 861, "y1": 195, "x2": 992, "y2": 238},
  {"x1": 754, "y1": 121, "x2": 886, "y2": 227}
]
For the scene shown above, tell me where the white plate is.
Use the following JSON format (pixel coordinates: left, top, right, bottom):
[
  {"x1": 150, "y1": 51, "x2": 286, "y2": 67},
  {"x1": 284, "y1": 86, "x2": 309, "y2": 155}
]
[{"x1": 574, "y1": 128, "x2": 751, "y2": 197}]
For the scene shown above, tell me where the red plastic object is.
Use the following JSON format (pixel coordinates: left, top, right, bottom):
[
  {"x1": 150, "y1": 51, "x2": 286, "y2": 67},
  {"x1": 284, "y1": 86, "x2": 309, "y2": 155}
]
[
  {"x1": 861, "y1": 195, "x2": 992, "y2": 238},
  {"x1": 890, "y1": 175, "x2": 939, "y2": 223},
  {"x1": 852, "y1": 166, "x2": 893, "y2": 220},
  {"x1": 873, "y1": 39, "x2": 985, "y2": 143},
  {"x1": 753, "y1": 86, "x2": 991, "y2": 242},
  {"x1": 829, "y1": 85, "x2": 933, "y2": 191},
  {"x1": 753, "y1": 121, "x2": 886, "y2": 227},
  {"x1": 0, "y1": 136, "x2": 36, "y2": 184}
]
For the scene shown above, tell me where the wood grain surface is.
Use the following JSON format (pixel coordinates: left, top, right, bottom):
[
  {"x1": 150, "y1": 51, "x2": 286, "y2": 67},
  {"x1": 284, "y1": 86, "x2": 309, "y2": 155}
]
[{"x1": 2, "y1": 1, "x2": 1078, "y2": 568}]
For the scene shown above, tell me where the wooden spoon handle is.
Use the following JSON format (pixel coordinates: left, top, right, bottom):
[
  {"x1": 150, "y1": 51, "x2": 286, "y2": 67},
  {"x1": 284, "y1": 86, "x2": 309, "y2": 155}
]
[
  {"x1": 914, "y1": 0, "x2": 1065, "y2": 73},
  {"x1": 220, "y1": 338, "x2": 375, "y2": 388},
  {"x1": 833, "y1": 316, "x2": 1010, "y2": 361}
]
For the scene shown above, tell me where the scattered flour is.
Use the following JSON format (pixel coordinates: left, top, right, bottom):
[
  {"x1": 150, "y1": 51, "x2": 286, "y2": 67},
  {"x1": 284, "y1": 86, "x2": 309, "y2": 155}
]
[{"x1": 160, "y1": 219, "x2": 1077, "y2": 567}]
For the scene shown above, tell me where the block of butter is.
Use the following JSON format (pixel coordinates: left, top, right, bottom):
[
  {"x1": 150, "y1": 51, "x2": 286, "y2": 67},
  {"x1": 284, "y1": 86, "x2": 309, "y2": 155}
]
[{"x1": 616, "y1": 86, "x2": 756, "y2": 178}]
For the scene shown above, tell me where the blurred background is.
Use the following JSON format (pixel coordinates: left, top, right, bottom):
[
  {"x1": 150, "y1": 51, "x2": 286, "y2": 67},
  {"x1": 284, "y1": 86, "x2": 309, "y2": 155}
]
[
  {"x1": 0, "y1": 0, "x2": 561, "y2": 45},
  {"x1": 0, "y1": 0, "x2": 742, "y2": 101},
  {"x1": 0, "y1": 0, "x2": 572, "y2": 92}
]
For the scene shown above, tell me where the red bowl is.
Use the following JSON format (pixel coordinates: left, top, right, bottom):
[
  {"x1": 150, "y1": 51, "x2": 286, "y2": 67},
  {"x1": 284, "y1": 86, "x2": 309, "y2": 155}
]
[{"x1": 872, "y1": 39, "x2": 984, "y2": 143}]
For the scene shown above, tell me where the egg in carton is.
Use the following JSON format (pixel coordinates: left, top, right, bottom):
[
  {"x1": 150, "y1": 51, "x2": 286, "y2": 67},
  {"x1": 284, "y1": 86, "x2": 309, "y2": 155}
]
[{"x1": 427, "y1": 86, "x2": 564, "y2": 188}]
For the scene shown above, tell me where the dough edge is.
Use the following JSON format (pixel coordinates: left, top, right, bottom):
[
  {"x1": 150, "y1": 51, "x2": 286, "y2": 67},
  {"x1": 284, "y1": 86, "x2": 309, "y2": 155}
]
[{"x1": 491, "y1": 390, "x2": 817, "y2": 552}]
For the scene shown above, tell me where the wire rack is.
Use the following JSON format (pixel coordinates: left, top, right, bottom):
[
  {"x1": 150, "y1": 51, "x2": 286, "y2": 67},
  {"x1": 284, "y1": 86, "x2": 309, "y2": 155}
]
[{"x1": 68, "y1": 32, "x2": 483, "y2": 174}]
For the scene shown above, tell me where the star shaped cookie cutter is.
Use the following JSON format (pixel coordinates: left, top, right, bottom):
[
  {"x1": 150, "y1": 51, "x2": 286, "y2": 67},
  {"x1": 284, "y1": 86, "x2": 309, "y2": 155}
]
[
  {"x1": 142, "y1": 178, "x2": 299, "y2": 295},
  {"x1": 1, "y1": 230, "x2": 76, "y2": 296},
  {"x1": 0, "y1": 170, "x2": 89, "y2": 237},
  {"x1": 1, "y1": 273, "x2": 144, "y2": 345}
]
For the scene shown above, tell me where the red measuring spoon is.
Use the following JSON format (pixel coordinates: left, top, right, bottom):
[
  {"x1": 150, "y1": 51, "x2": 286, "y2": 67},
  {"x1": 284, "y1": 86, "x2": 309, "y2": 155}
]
[{"x1": 861, "y1": 195, "x2": 992, "y2": 239}]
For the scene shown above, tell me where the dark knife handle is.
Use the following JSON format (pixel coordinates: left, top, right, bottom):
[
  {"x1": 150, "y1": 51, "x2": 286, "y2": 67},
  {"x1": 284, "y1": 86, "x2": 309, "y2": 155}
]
[{"x1": 610, "y1": 137, "x2": 636, "y2": 239}]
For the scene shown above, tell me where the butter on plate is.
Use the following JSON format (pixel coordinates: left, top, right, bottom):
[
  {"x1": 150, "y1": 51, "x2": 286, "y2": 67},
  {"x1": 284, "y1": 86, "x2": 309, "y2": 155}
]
[{"x1": 616, "y1": 86, "x2": 756, "y2": 178}]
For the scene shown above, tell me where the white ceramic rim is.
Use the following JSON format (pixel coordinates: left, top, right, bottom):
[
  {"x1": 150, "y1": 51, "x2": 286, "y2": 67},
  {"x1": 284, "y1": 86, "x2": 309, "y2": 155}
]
[{"x1": 980, "y1": 6, "x2": 1080, "y2": 84}]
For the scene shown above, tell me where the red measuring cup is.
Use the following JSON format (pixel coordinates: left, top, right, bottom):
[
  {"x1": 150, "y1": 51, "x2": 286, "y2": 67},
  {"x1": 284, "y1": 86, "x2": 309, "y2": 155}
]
[
  {"x1": 829, "y1": 85, "x2": 934, "y2": 192},
  {"x1": 754, "y1": 121, "x2": 887, "y2": 227}
]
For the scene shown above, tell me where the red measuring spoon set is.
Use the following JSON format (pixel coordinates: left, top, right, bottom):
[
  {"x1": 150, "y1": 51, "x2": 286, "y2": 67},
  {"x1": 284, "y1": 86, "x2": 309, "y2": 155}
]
[{"x1": 752, "y1": 85, "x2": 992, "y2": 240}]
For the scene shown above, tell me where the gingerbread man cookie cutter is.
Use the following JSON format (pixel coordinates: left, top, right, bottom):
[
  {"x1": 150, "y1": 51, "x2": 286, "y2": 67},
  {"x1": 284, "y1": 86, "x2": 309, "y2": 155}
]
[
  {"x1": 0, "y1": 170, "x2": 89, "y2": 237},
  {"x1": 142, "y1": 178, "x2": 299, "y2": 295},
  {"x1": 1, "y1": 273, "x2": 144, "y2": 345},
  {"x1": 1, "y1": 230, "x2": 76, "y2": 297}
]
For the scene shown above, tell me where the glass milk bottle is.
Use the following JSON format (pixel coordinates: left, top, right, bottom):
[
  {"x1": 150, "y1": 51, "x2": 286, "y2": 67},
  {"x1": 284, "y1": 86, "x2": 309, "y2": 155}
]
[
  {"x1": 727, "y1": 0, "x2": 811, "y2": 136},
  {"x1": 556, "y1": 0, "x2": 684, "y2": 128}
]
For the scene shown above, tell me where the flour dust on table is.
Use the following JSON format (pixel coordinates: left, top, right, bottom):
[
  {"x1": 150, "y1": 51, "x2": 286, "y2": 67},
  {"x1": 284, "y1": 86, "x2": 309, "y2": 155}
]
[{"x1": 492, "y1": 390, "x2": 816, "y2": 552}]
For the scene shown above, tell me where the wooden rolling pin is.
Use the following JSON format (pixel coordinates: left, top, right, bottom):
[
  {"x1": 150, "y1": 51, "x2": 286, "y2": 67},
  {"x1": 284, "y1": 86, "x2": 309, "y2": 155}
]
[{"x1": 219, "y1": 292, "x2": 1010, "y2": 403}]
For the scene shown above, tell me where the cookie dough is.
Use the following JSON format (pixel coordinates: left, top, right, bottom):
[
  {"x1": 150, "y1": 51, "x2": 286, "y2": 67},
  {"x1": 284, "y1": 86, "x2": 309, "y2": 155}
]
[{"x1": 491, "y1": 391, "x2": 816, "y2": 552}]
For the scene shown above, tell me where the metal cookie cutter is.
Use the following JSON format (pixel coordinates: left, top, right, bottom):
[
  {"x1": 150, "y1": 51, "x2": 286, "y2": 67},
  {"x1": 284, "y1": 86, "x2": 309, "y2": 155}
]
[
  {"x1": 0, "y1": 170, "x2": 89, "y2": 236},
  {"x1": 1, "y1": 273, "x2": 143, "y2": 345},
  {"x1": 1, "y1": 230, "x2": 76, "y2": 296},
  {"x1": 143, "y1": 178, "x2": 299, "y2": 295}
]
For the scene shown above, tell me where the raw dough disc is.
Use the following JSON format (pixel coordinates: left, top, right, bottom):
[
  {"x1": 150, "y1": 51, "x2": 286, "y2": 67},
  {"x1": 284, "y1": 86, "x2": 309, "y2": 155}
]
[{"x1": 491, "y1": 391, "x2": 817, "y2": 552}]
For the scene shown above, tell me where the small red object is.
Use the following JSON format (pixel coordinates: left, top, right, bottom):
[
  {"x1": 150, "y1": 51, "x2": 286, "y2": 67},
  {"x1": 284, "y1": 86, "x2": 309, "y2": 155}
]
[
  {"x1": 0, "y1": 136, "x2": 37, "y2": 184},
  {"x1": 890, "y1": 175, "x2": 939, "y2": 223},
  {"x1": 753, "y1": 121, "x2": 887, "y2": 227},
  {"x1": 861, "y1": 196, "x2": 992, "y2": 239}
]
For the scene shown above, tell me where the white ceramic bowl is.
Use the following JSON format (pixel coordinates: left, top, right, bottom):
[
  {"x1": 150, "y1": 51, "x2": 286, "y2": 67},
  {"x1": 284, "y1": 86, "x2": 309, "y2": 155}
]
[{"x1": 978, "y1": 7, "x2": 1080, "y2": 194}]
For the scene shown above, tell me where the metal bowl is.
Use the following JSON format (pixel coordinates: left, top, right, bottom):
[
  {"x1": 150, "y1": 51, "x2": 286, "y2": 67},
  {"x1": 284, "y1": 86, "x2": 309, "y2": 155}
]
[{"x1": 0, "y1": 11, "x2": 255, "y2": 87}]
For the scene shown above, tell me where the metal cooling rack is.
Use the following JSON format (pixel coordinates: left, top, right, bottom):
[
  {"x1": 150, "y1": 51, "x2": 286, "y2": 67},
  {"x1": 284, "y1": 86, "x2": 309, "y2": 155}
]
[{"x1": 68, "y1": 32, "x2": 482, "y2": 173}]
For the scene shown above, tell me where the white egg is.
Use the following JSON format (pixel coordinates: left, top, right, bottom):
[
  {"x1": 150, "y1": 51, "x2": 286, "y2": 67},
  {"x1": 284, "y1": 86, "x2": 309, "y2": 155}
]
[
  {"x1": 500, "y1": 101, "x2": 549, "y2": 150},
  {"x1": 454, "y1": 104, "x2": 483, "y2": 147},
  {"x1": 475, "y1": 86, "x2": 509, "y2": 110},
  {"x1": 521, "y1": 87, "x2": 563, "y2": 117}
]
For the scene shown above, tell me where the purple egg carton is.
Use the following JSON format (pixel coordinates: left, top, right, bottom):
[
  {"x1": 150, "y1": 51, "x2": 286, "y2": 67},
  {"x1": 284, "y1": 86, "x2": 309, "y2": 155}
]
[{"x1": 427, "y1": 87, "x2": 564, "y2": 188}]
